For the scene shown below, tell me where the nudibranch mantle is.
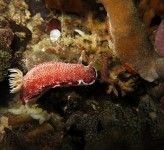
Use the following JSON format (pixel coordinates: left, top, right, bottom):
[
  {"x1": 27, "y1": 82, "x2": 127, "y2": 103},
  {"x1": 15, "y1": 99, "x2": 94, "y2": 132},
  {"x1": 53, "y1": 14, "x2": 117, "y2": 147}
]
[{"x1": 9, "y1": 62, "x2": 97, "y2": 104}]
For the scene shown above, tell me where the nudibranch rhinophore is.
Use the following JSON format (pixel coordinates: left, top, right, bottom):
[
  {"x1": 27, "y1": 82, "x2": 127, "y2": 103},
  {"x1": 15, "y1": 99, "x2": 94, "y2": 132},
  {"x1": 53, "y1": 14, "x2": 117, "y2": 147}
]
[{"x1": 8, "y1": 62, "x2": 97, "y2": 104}]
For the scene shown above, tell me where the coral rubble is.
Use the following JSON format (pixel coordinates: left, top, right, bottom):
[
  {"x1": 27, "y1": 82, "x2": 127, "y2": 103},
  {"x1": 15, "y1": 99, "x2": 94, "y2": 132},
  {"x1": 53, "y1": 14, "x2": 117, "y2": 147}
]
[{"x1": 0, "y1": 93, "x2": 164, "y2": 149}]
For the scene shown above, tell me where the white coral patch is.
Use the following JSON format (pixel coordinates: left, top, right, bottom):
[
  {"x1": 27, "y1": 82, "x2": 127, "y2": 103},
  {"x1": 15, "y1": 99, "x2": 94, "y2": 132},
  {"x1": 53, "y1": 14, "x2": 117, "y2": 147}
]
[
  {"x1": 9, "y1": 104, "x2": 52, "y2": 124},
  {"x1": 50, "y1": 29, "x2": 61, "y2": 42},
  {"x1": 8, "y1": 68, "x2": 23, "y2": 93}
]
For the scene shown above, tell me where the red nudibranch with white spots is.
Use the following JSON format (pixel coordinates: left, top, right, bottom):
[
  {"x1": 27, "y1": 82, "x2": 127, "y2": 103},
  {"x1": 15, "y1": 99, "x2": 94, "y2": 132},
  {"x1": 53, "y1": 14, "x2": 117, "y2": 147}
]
[{"x1": 8, "y1": 62, "x2": 97, "y2": 104}]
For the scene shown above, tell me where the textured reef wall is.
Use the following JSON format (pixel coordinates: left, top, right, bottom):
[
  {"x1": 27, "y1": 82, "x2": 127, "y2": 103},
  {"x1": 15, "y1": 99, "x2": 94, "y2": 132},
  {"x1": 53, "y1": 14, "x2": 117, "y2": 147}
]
[{"x1": 0, "y1": 0, "x2": 164, "y2": 149}]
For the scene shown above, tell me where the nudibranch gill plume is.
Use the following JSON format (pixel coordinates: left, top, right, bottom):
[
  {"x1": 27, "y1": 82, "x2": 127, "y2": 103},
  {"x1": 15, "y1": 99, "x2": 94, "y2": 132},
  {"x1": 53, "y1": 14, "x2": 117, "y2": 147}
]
[{"x1": 8, "y1": 62, "x2": 97, "y2": 104}]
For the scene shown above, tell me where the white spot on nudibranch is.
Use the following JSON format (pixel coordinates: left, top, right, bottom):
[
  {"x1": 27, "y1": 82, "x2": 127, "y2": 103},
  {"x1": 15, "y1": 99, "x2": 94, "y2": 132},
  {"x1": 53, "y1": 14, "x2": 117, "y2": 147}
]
[{"x1": 50, "y1": 29, "x2": 61, "y2": 42}]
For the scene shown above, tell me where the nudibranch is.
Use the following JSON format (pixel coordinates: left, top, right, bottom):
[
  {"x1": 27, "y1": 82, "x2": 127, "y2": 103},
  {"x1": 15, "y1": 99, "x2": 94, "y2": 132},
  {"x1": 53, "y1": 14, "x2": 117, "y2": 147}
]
[{"x1": 8, "y1": 62, "x2": 97, "y2": 104}]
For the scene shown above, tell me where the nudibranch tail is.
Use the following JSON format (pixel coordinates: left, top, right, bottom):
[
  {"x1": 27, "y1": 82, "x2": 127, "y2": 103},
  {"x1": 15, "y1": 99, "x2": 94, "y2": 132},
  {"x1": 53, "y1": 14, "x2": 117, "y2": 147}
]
[
  {"x1": 8, "y1": 68, "x2": 23, "y2": 93},
  {"x1": 82, "y1": 62, "x2": 97, "y2": 85}
]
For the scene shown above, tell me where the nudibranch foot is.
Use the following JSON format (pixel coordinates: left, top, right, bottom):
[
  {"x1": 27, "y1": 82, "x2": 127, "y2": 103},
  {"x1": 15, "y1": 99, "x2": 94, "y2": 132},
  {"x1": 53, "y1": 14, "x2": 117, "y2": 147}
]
[
  {"x1": 9, "y1": 104, "x2": 52, "y2": 124},
  {"x1": 8, "y1": 68, "x2": 23, "y2": 93}
]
